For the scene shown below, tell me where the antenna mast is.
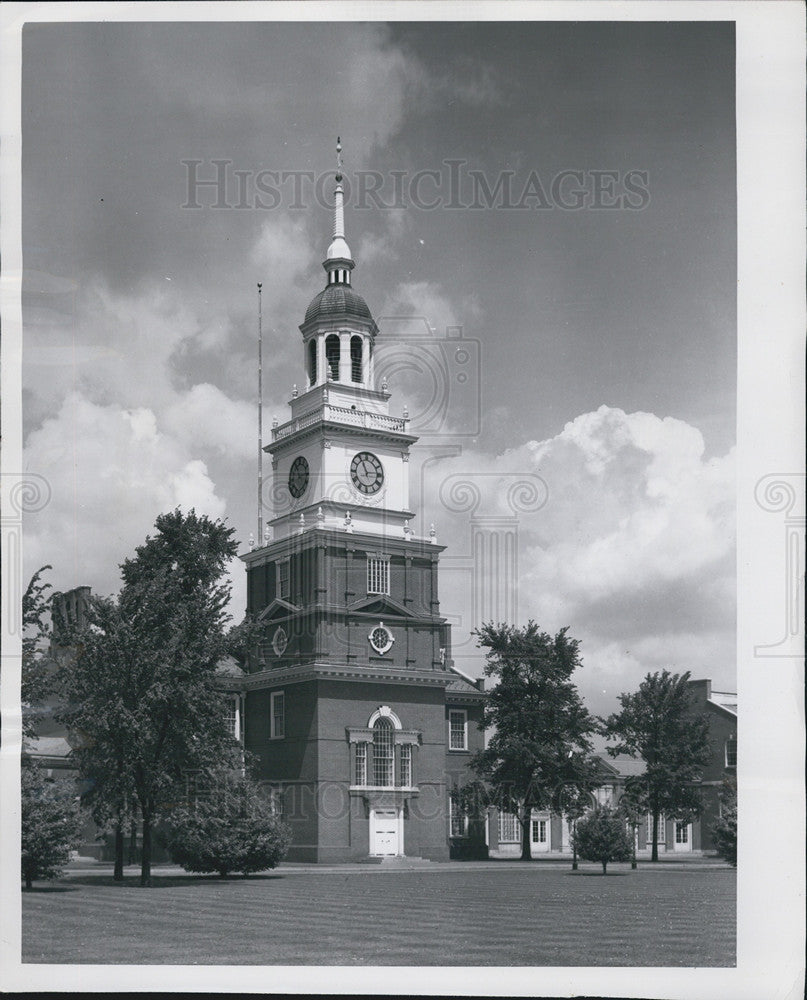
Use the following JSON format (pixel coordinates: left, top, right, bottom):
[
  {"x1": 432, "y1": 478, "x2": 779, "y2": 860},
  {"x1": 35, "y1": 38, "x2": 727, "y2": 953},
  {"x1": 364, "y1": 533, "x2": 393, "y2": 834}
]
[{"x1": 257, "y1": 282, "x2": 263, "y2": 543}]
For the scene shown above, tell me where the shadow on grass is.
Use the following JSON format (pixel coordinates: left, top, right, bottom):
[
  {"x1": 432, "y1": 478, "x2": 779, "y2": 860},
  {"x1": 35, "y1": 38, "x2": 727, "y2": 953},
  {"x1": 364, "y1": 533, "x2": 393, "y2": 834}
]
[
  {"x1": 566, "y1": 871, "x2": 630, "y2": 877},
  {"x1": 22, "y1": 884, "x2": 80, "y2": 893},
  {"x1": 64, "y1": 872, "x2": 286, "y2": 889}
]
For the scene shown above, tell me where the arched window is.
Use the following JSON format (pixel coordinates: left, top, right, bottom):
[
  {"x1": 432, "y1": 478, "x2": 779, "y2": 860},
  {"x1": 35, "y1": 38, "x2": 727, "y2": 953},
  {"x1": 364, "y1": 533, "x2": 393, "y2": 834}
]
[
  {"x1": 350, "y1": 335, "x2": 363, "y2": 383},
  {"x1": 325, "y1": 334, "x2": 340, "y2": 381},
  {"x1": 373, "y1": 717, "x2": 394, "y2": 787},
  {"x1": 308, "y1": 339, "x2": 317, "y2": 385}
]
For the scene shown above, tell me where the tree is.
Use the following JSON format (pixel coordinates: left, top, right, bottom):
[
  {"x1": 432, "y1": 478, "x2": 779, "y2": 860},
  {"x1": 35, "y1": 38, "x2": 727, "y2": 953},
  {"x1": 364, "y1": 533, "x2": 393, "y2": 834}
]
[
  {"x1": 557, "y1": 785, "x2": 592, "y2": 870},
  {"x1": 21, "y1": 760, "x2": 83, "y2": 890},
  {"x1": 572, "y1": 805, "x2": 633, "y2": 874},
  {"x1": 165, "y1": 769, "x2": 291, "y2": 877},
  {"x1": 711, "y1": 776, "x2": 737, "y2": 867},
  {"x1": 604, "y1": 670, "x2": 712, "y2": 862},
  {"x1": 57, "y1": 509, "x2": 243, "y2": 886},
  {"x1": 470, "y1": 622, "x2": 600, "y2": 860},
  {"x1": 617, "y1": 778, "x2": 646, "y2": 870},
  {"x1": 22, "y1": 566, "x2": 53, "y2": 741}
]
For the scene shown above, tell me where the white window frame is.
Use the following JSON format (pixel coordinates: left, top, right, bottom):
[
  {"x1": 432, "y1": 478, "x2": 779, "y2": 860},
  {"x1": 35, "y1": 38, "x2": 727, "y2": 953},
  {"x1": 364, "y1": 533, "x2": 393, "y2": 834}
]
[
  {"x1": 449, "y1": 794, "x2": 468, "y2": 838},
  {"x1": 674, "y1": 820, "x2": 689, "y2": 844},
  {"x1": 448, "y1": 709, "x2": 468, "y2": 751},
  {"x1": 366, "y1": 554, "x2": 390, "y2": 595},
  {"x1": 354, "y1": 743, "x2": 368, "y2": 786},
  {"x1": 725, "y1": 738, "x2": 737, "y2": 768},
  {"x1": 276, "y1": 559, "x2": 290, "y2": 600},
  {"x1": 270, "y1": 690, "x2": 285, "y2": 740},
  {"x1": 646, "y1": 812, "x2": 665, "y2": 844},
  {"x1": 399, "y1": 743, "x2": 412, "y2": 787},
  {"x1": 498, "y1": 811, "x2": 520, "y2": 843},
  {"x1": 223, "y1": 694, "x2": 239, "y2": 740}
]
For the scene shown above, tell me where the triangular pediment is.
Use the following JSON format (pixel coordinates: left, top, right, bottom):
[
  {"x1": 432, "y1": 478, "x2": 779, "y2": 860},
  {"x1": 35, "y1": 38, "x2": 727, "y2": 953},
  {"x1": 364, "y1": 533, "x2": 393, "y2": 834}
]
[
  {"x1": 347, "y1": 594, "x2": 420, "y2": 619},
  {"x1": 257, "y1": 598, "x2": 300, "y2": 622},
  {"x1": 592, "y1": 755, "x2": 622, "y2": 778}
]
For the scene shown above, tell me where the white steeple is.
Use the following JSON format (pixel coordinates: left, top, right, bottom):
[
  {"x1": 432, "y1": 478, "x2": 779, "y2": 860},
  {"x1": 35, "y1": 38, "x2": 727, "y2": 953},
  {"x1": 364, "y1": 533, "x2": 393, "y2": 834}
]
[{"x1": 325, "y1": 137, "x2": 353, "y2": 271}]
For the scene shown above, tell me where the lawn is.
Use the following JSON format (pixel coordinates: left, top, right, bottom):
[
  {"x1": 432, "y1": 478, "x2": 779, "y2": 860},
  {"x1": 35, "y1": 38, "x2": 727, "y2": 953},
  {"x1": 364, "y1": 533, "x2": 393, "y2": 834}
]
[{"x1": 22, "y1": 864, "x2": 735, "y2": 966}]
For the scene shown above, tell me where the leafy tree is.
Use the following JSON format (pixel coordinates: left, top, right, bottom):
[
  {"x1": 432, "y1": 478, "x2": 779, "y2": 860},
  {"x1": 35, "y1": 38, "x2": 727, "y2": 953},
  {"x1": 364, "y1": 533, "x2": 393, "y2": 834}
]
[
  {"x1": 470, "y1": 622, "x2": 599, "y2": 860},
  {"x1": 557, "y1": 785, "x2": 592, "y2": 870},
  {"x1": 166, "y1": 769, "x2": 291, "y2": 877},
  {"x1": 617, "y1": 778, "x2": 646, "y2": 870},
  {"x1": 21, "y1": 761, "x2": 83, "y2": 889},
  {"x1": 572, "y1": 805, "x2": 633, "y2": 874},
  {"x1": 604, "y1": 670, "x2": 712, "y2": 862},
  {"x1": 711, "y1": 776, "x2": 737, "y2": 867},
  {"x1": 57, "y1": 509, "x2": 242, "y2": 886},
  {"x1": 22, "y1": 566, "x2": 53, "y2": 741}
]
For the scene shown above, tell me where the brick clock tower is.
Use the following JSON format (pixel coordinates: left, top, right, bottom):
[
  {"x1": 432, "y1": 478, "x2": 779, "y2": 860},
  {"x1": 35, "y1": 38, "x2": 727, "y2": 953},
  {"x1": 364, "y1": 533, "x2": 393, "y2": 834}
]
[{"x1": 238, "y1": 142, "x2": 485, "y2": 863}]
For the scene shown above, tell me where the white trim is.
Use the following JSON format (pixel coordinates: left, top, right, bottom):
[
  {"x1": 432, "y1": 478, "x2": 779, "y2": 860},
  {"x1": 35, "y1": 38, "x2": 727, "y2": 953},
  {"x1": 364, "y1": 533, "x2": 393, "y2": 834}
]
[
  {"x1": 367, "y1": 705, "x2": 402, "y2": 729},
  {"x1": 449, "y1": 663, "x2": 481, "y2": 688},
  {"x1": 275, "y1": 558, "x2": 290, "y2": 600},
  {"x1": 270, "y1": 690, "x2": 285, "y2": 740},
  {"x1": 448, "y1": 708, "x2": 468, "y2": 751}
]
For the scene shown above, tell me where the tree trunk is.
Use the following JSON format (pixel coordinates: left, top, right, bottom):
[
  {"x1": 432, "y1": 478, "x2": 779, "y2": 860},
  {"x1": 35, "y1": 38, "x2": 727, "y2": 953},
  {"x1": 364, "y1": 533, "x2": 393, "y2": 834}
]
[
  {"x1": 140, "y1": 810, "x2": 152, "y2": 886},
  {"x1": 128, "y1": 817, "x2": 138, "y2": 865},
  {"x1": 24, "y1": 872, "x2": 32, "y2": 890},
  {"x1": 602, "y1": 860, "x2": 607, "y2": 875},
  {"x1": 520, "y1": 814, "x2": 532, "y2": 861},
  {"x1": 113, "y1": 823, "x2": 124, "y2": 881},
  {"x1": 631, "y1": 824, "x2": 638, "y2": 869},
  {"x1": 572, "y1": 819, "x2": 578, "y2": 870},
  {"x1": 651, "y1": 809, "x2": 659, "y2": 863}
]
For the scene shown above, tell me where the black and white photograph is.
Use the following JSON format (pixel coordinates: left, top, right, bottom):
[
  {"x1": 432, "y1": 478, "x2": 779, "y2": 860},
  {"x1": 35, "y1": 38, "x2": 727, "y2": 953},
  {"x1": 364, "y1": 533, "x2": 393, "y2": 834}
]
[{"x1": 1, "y1": 2, "x2": 803, "y2": 996}]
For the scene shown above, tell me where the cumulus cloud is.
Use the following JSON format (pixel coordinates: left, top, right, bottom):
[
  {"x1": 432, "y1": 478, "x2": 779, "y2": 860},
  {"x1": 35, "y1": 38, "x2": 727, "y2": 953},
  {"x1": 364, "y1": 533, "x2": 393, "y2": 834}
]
[
  {"x1": 24, "y1": 392, "x2": 227, "y2": 597},
  {"x1": 412, "y1": 405, "x2": 735, "y2": 711}
]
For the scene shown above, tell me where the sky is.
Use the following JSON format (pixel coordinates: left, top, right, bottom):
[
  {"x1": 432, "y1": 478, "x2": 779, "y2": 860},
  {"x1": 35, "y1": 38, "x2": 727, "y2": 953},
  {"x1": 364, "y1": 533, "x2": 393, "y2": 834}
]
[{"x1": 21, "y1": 20, "x2": 736, "y2": 716}]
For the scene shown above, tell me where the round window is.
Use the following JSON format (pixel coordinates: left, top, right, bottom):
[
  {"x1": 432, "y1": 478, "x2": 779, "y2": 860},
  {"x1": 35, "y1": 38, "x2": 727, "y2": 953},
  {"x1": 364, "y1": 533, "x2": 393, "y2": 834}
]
[
  {"x1": 272, "y1": 627, "x2": 288, "y2": 657},
  {"x1": 368, "y1": 622, "x2": 394, "y2": 655}
]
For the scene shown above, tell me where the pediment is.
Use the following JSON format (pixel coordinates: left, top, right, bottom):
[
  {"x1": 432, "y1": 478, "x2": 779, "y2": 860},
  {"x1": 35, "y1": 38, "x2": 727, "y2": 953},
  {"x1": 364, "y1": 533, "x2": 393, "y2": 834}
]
[
  {"x1": 257, "y1": 598, "x2": 300, "y2": 622},
  {"x1": 347, "y1": 594, "x2": 419, "y2": 619}
]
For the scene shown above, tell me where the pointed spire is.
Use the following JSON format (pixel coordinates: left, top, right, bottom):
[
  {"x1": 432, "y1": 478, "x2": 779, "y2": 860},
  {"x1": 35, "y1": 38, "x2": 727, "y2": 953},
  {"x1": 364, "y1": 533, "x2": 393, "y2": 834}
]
[{"x1": 325, "y1": 136, "x2": 354, "y2": 282}]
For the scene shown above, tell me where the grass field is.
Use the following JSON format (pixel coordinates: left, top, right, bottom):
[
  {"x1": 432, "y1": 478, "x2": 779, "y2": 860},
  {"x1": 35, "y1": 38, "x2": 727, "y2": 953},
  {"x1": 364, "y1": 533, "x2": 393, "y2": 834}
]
[{"x1": 22, "y1": 863, "x2": 735, "y2": 966}]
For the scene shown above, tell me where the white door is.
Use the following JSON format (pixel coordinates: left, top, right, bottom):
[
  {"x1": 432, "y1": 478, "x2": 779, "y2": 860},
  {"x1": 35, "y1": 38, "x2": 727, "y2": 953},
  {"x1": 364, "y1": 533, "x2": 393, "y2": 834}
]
[
  {"x1": 372, "y1": 809, "x2": 399, "y2": 856},
  {"x1": 530, "y1": 814, "x2": 550, "y2": 853},
  {"x1": 673, "y1": 821, "x2": 692, "y2": 853}
]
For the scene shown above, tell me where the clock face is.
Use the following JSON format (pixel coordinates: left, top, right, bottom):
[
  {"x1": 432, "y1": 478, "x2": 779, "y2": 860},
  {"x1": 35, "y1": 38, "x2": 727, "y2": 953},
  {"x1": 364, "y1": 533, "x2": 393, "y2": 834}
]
[
  {"x1": 288, "y1": 456, "x2": 309, "y2": 498},
  {"x1": 350, "y1": 452, "x2": 384, "y2": 495}
]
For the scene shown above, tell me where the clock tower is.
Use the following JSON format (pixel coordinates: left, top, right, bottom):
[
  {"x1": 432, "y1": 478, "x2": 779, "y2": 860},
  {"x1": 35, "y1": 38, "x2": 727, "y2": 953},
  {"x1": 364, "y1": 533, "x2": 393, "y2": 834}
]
[{"x1": 238, "y1": 141, "x2": 484, "y2": 864}]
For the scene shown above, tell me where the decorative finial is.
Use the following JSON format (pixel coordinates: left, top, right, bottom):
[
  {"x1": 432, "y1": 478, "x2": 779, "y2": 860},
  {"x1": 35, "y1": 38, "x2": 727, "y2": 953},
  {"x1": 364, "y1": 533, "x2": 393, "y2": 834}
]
[
  {"x1": 272, "y1": 415, "x2": 278, "y2": 429},
  {"x1": 403, "y1": 519, "x2": 412, "y2": 540},
  {"x1": 249, "y1": 532, "x2": 255, "y2": 551},
  {"x1": 429, "y1": 523, "x2": 436, "y2": 543},
  {"x1": 292, "y1": 384, "x2": 298, "y2": 398},
  {"x1": 298, "y1": 513, "x2": 305, "y2": 534},
  {"x1": 336, "y1": 136, "x2": 343, "y2": 181},
  {"x1": 403, "y1": 403, "x2": 409, "y2": 420},
  {"x1": 316, "y1": 506, "x2": 325, "y2": 526},
  {"x1": 381, "y1": 376, "x2": 388, "y2": 392},
  {"x1": 264, "y1": 525, "x2": 271, "y2": 542},
  {"x1": 343, "y1": 511, "x2": 353, "y2": 533}
]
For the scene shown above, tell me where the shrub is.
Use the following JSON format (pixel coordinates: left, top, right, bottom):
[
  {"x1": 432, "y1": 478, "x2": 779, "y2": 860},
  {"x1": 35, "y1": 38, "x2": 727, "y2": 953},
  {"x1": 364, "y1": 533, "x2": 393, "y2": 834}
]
[
  {"x1": 711, "y1": 778, "x2": 737, "y2": 867},
  {"x1": 21, "y1": 762, "x2": 83, "y2": 889},
  {"x1": 572, "y1": 805, "x2": 633, "y2": 874},
  {"x1": 166, "y1": 772, "x2": 291, "y2": 877}
]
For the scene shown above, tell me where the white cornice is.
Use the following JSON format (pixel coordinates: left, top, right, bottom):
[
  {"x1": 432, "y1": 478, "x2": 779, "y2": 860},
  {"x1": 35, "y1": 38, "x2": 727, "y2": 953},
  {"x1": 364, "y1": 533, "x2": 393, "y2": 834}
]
[{"x1": 227, "y1": 661, "x2": 453, "y2": 691}]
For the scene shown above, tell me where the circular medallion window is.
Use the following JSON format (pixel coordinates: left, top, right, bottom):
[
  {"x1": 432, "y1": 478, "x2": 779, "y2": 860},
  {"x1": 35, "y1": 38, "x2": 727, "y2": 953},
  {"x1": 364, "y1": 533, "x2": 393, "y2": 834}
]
[
  {"x1": 272, "y1": 627, "x2": 288, "y2": 657},
  {"x1": 368, "y1": 622, "x2": 394, "y2": 655}
]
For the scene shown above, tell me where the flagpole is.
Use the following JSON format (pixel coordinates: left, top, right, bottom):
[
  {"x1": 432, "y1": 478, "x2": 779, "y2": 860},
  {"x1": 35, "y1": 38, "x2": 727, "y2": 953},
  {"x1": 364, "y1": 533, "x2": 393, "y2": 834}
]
[{"x1": 257, "y1": 282, "x2": 263, "y2": 543}]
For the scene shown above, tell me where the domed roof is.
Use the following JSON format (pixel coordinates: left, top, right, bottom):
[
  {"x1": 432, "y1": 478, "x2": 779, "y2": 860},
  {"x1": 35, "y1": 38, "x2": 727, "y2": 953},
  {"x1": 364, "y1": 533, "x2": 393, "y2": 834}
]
[{"x1": 304, "y1": 284, "x2": 375, "y2": 326}]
